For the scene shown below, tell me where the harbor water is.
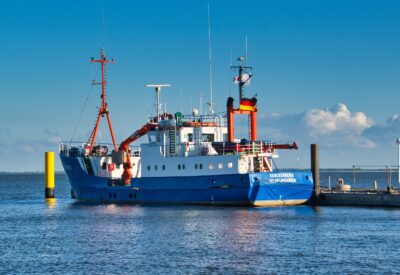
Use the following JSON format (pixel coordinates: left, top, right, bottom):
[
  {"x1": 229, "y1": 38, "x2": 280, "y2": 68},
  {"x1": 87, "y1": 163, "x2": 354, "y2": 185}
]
[{"x1": 1, "y1": 171, "x2": 400, "y2": 274}]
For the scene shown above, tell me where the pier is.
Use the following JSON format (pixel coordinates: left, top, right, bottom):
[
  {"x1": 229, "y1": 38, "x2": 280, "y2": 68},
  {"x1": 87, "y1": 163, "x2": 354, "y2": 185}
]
[
  {"x1": 317, "y1": 189, "x2": 400, "y2": 207},
  {"x1": 310, "y1": 144, "x2": 400, "y2": 207}
]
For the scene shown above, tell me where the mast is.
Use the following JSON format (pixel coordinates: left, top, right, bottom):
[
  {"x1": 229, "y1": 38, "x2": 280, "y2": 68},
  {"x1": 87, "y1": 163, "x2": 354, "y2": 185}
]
[
  {"x1": 87, "y1": 49, "x2": 117, "y2": 151},
  {"x1": 231, "y1": 57, "x2": 252, "y2": 100},
  {"x1": 207, "y1": 0, "x2": 214, "y2": 116},
  {"x1": 227, "y1": 57, "x2": 257, "y2": 142},
  {"x1": 145, "y1": 84, "x2": 171, "y2": 120}
]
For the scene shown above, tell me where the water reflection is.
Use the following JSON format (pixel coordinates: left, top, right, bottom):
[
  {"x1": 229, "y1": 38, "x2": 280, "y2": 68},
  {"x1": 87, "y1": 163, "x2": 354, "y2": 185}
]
[{"x1": 45, "y1": 198, "x2": 57, "y2": 209}]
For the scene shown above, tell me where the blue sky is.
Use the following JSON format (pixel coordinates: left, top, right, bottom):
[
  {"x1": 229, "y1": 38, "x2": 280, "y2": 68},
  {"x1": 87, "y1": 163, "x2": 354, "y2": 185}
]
[{"x1": 1, "y1": 0, "x2": 400, "y2": 171}]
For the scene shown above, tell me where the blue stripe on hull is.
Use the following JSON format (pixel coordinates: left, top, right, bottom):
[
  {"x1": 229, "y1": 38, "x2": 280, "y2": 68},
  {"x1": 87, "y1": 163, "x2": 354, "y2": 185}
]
[{"x1": 60, "y1": 155, "x2": 313, "y2": 206}]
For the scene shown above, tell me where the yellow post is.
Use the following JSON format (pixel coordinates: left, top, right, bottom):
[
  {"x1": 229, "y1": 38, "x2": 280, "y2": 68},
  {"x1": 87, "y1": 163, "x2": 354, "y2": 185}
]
[{"x1": 45, "y1": 152, "x2": 55, "y2": 198}]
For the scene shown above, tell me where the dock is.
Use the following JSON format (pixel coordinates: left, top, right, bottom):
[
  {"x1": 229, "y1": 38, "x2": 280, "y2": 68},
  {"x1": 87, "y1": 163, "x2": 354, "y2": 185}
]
[
  {"x1": 309, "y1": 144, "x2": 400, "y2": 208},
  {"x1": 317, "y1": 188, "x2": 400, "y2": 207}
]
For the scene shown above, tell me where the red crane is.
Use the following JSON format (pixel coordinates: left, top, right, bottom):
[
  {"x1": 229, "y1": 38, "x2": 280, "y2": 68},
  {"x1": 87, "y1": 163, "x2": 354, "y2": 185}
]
[
  {"x1": 87, "y1": 49, "x2": 117, "y2": 153},
  {"x1": 119, "y1": 123, "x2": 157, "y2": 184}
]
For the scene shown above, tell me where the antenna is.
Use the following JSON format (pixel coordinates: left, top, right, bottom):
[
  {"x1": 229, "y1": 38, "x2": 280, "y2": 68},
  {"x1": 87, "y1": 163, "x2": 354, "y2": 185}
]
[
  {"x1": 87, "y1": 49, "x2": 117, "y2": 151},
  {"x1": 245, "y1": 35, "x2": 248, "y2": 65},
  {"x1": 207, "y1": 0, "x2": 214, "y2": 116},
  {"x1": 101, "y1": 0, "x2": 106, "y2": 49},
  {"x1": 200, "y1": 93, "x2": 203, "y2": 116},
  {"x1": 145, "y1": 84, "x2": 171, "y2": 120}
]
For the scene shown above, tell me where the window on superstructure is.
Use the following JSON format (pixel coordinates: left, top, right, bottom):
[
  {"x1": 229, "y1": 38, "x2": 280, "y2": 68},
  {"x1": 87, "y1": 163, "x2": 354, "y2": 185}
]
[
  {"x1": 228, "y1": 162, "x2": 233, "y2": 168},
  {"x1": 218, "y1": 163, "x2": 223, "y2": 169},
  {"x1": 199, "y1": 164, "x2": 203, "y2": 169},
  {"x1": 155, "y1": 165, "x2": 158, "y2": 171},
  {"x1": 209, "y1": 163, "x2": 214, "y2": 170},
  {"x1": 195, "y1": 164, "x2": 198, "y2": 169},
  {"x1": 149, "y1": 133, "x2": 161, "y2": 143},
  {"x1": 178, "y1": 164, "x2": 181, "y2": 170},
  {"x1": 202, "y1": 134, "x2": 214, "y2": 142},
  {"x1": 162, "y1": 165, "x2": 165, "y2": 171},
  {"x1": 182, "y1": 164, "x2": 186, "y2": 170},
  {"x1": 188, "y1": 133, "x2": 193, "y2": 142},
  {"x1": 147, "y1": 165, "x2": 151, "y2": 171}
]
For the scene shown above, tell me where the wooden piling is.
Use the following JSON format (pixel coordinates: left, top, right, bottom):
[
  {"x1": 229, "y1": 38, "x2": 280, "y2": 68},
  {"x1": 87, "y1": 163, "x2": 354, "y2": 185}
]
[{"x1": 311, "y1": 144, "x2": 320, "y2": 203}]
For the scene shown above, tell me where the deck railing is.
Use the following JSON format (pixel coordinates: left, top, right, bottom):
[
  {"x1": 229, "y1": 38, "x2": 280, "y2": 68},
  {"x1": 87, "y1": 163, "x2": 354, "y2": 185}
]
[
  {"x1": 159, "y1": 140, "x2": 276, "y2": 157},
  {"x1": 59, "y1": 142, "x2": 141, "y2": 157}
]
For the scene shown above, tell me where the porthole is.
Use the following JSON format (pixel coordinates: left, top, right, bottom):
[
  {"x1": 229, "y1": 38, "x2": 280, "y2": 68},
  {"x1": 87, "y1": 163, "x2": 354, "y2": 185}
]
[
  {"x1": 147, "y1": 165, "x2": 151, "y2": 171},
  {"x1": 199, "y1": 164, "x2": 203, "y2": 170},
  {"x1": 195, "y1": 164, "x2": 198, "y2": 169},
  {"x1": 209, "y1": 163, "x2": 214, "y2": 170},
  {"x1": 228, "y1": 162, "x2": 233, "y2": 168},
  {"x1": 178, "y1": 164, "x2": 181, "y2": 170},
  {"x1": 162, "y1": 165, "x2": 166, "y2": 171},
  {"x1": 182, "y1": 164, "x2": 186, "y2": 170},
  {"x1": 218, "y1": 163, "x2": 223, "y2": 169}
]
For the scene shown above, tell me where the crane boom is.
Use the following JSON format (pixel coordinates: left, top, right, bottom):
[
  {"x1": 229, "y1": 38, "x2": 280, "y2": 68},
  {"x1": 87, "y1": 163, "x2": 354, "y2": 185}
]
[{"x1": 119, "y1": 123, "x2": 156, "y2": 184}]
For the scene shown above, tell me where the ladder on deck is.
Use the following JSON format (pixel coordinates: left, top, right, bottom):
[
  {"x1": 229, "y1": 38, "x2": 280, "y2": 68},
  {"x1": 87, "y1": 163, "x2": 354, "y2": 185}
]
[
  {"x1": 169, "y1": 129, "x2": 176, "y2": 155},
  {"x1": 82, "y1": 156, "x2": 95, "y2": 175}
]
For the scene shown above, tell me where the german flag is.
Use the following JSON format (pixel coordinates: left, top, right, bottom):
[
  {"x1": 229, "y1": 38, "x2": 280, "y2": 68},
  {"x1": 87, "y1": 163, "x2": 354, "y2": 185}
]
[{"x1": 239, "y1": 98, "x2": 257, "y2": 111}]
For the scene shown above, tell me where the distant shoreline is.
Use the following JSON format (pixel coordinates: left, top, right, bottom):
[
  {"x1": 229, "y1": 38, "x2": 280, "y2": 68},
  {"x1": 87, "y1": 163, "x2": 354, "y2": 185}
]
[{"x1": 0, "y1": 171, "x2": 66, "y2": 174}]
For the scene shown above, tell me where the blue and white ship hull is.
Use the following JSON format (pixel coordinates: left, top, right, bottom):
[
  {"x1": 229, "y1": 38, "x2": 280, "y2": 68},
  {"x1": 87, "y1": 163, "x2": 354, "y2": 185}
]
[{"x1": 60, "y1": 154, "x2": 313, "y2": 206}]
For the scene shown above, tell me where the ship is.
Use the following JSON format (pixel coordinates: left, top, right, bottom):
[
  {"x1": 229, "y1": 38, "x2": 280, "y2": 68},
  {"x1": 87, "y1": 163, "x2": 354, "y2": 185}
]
[{"x1": 59, "y1": 51, "x2": 314, "y2": 206}]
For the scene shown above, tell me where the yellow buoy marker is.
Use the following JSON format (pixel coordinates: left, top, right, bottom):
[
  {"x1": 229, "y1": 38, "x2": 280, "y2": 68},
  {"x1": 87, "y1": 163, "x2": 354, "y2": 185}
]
[{"x1": 45, "y1": 152, "x2": 55, "y2": 198}]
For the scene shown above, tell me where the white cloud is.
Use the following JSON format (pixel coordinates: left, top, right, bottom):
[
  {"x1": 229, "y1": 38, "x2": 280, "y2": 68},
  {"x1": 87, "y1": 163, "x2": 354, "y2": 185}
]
[
  {"x1": 258, "y1": 103, "x2": 376, "y2": 149},
  {"x1": 364, "y1": 114, "x2": 400, "y2": 143},
  {"x1": 304, "y1": 103, "x2": 374, "y2": 136}
]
